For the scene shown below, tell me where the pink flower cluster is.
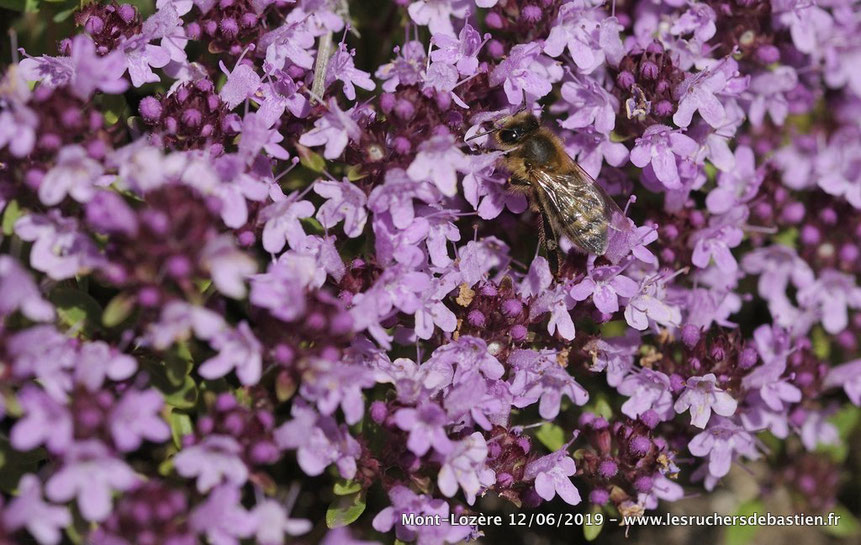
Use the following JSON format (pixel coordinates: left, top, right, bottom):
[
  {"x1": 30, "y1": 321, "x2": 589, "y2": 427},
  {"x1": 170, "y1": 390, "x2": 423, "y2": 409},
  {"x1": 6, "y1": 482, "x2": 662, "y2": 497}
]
[{"x1": 0, "y1": 0, "x2": 860, "y2": 543}]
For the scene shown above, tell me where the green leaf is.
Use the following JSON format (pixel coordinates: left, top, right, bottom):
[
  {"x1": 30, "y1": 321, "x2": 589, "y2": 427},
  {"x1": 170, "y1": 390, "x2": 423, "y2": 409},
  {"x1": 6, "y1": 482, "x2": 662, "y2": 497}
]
[
  {"x1": 102, "y1": 292, "x2": 135, "y2": 327},
  {"x1": 810, "y1": 326, "x2": 830, "y2": 360},
  {"x1": 333, "y1": 479, "x2": 362, "y2": 496},
  {"x1": 0, "y1": 436, "x2": 45, "y2": 493},
  {"x1": 326, "y1": 490, "x2": 366, "y2": 528},
  {"x1": 816, "y1": 406, "x2": 859, "y2": 462},
  {"x1": 535, "y1": 422, "x2": 566, "y2": 452},
  {"x1": 2, "y1": 200, "x2": 22, "y2": 236},
  {"x1": 773, "y1": 227, "x2": 798, "y2": 249},
  {"x1": 0, "y1": 0, "x2": 26, "y2": 11},
  {"x1": 161, "y1": 375, "x2": 198, "y2": 410},
  {"x1": 599, "y1": 320, "x2": 627, "y2": 338},
  {"x1": 50, "y1": 288, "x2": 102, "y2": 337},
  {"x1": 830, "y1": 405, "x2": 860, "y2": 438},
  {"x1": 345, "y1": 165, "x2": 366, "y2": 181},
  {"x1": 168, "y1": 411, "x2": 193, "y2": 449},
  {"x1": 723, "y1": 499, "x2": 763, "y2": 545},
  {"x1": 823, "y1": 505, "x2": 861, "y2": 537},
  {"x1": 53, "y1": 5, "x2": 79, "y2": 22},
  {"x1": 297, "y1": 144, "x2": 326, "y2": 173},
  {"x1": 591, "y1": 396, "x2": 613, "y2": 419},
  {"x1": 146, "y1": 347, "x2": 198, "y2": 410},
  {"x1": 165, "y1": 344, "x2": 194, "y2": 386},
  {"x1": 583, "y1": 505, "x2": 604, "y2": 541},
  {"x1": 704, "y1": 162, "x2": 717, "y2": 183}
]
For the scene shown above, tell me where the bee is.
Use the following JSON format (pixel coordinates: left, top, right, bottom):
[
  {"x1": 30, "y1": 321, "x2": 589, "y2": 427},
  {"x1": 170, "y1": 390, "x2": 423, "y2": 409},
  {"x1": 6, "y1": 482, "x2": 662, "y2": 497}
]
[{"x1": 471, "y1": 111, "x2": 624, "y2": 256}]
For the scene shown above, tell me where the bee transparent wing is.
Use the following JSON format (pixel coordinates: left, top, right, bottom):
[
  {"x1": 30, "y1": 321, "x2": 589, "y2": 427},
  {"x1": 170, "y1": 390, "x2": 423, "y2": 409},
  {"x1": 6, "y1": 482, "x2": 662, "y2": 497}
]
[{"x1": 531, "y1": 163, "x2": 625, "y2": 255}]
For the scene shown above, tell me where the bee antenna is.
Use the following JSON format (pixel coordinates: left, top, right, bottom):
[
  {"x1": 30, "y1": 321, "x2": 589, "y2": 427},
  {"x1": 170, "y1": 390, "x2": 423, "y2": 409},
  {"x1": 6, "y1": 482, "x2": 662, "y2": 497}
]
[{"x1": 464, "y1": 126, "x2": 501, "y2": 142}]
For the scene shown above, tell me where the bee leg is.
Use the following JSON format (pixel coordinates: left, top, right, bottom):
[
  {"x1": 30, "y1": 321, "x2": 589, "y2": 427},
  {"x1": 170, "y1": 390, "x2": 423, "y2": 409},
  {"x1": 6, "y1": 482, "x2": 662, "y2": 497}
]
[{"x1": 546, "y1": 219, "x2": 566, "y2": 275}]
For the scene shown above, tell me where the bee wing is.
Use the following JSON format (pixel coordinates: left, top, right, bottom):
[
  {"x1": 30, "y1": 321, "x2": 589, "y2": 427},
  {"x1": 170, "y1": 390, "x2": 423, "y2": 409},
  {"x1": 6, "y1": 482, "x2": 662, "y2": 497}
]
[{"x1": 531, "y1": 163, "x2": 625, "y2": 255}]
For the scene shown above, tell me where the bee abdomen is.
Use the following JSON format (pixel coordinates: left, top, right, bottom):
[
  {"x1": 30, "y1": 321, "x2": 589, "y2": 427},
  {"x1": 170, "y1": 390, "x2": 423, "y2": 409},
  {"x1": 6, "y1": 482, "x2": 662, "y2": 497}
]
[{"x1": 560, "y1": 214, "x2": 609, "y2": 253}]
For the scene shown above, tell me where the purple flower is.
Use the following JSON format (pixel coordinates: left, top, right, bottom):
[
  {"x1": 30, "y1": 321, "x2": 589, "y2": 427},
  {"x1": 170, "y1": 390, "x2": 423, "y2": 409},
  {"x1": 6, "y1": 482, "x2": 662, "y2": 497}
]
[
  {"x1": 444, "y1": 375, "x2": 511, "y2": 430},
  {"x1": 200, "y1": 235, "x2": 257, "y2": 299},
  {"x1": 38, "y1": 145, "x2": 106, "y2": 205},
  {"x1": 299, "y1": 360, "x2": 376, "y2": 425},
  {"x1": 314, "y1": 178, "x2": 369, "y2": 238},
  {"x1": 274, "y1": 403, "x2": 361, "y2": 479},
  {"x1": 566, "y1": 126, "x2": 629, "y2": 179},
  {"x1": 75, "y1": 340, "x2": 135, "y2": 393},
  {"x1": 431, "y1": 22, "x2": 485, "y2": 76},
  {"x1": 45, "y1": 440, "x2": 138, "y2": 522},
  {"x1": 543, "y1": 3, "x2": 623, "y2": 73},
  {"x1": 2, "y1": 474, "x2": 71, "y2": 545},
  {"x1": 624, "y1": 272, "x2": 683, "y2": 331},
  {"x1": 326, "y1": 42, "x2": 376, "y2": 100},
  {"x1": 250, "y1": 258, "x2": 316, "y2": 321},
  {"x1": 252, "y1": 499, "x2": 312, "y2": 544},
  {"x1": 437, "y1": 432, "x2": 494, "y2": 505},
  {"x1": 7, "y1": 326, "x2": 76, "y2": 401},
  {"x1": 529, "y1": 283, "x2": 577, "y2": 341},
  {"x1": 569, "y1": 264, "x2": 639, "y2": 315},
  {"x1": 394, "y1": 402, "x2": 453, "y2": 456},
  {"x1": 0, "y1": 71, "x2": 37, "y2": 157},
  {"x1": 321, "y1": 528, "x2": 380, "y2": 545},
  {"x1": 349, "y1": 266, "x2": 436, "y2": 347},
  {"x1": 799, "y1": 410, "x2": 840, "y2": 451},
  {"x1": 490, "y1": 42, "x2": 561, "y2": 105},
  {"x1": 109, "y1": 388, "x2": 171, "y2": 452},
  {"x1": 688, "y1": 418, "x2": 759, "y2": 479},
  {"x1": 797, "y1": 270, "x2": 861, "y2": 334},
  {"x1": 815, "y1": 127, "x2": 861, "y2": 209},
  {"x1": 19, "y1": 35, "x2": 128, "y2": 99},
  {"x1": 747, "y1": 66, "x2": 798, "y2": 127},
  {"x1": 673, "y1": 60, "x2": 734, "y2": 129},
  {"x1": 674, "y1": 373, "x2": 738, "y2": 428},
  {"x1": 298, "y1": 99, "x2": 361, "y2": 159},
  {"x1": 0, "y1": 256, "x2": 54, "y2": 322},
  {"x1": 368, "y1": 168, "x2": 441, "y2": 229},
  {"x1": 629, "y1": 124, "x2": 698, "y2": 189},
  {"x1": 559, "y1": 76, "x2": 618, "y2": 135},
  {"x1": 584, "y1": 330, "x2": 640, "y2": 387},
  {"x1": 174, "y1": 435, "x2": 249, "y2": 492},
  {"x1": 691, "y1": 224, "x2": 744, "y2": 274},
  {"x1": 508, "y1": 349, "x2": 589, "y2": 419},
  {"x1": 705, "y1": 146, "x2": 764, "y2": 214},
  {"x1": 219, "y1": 61, "x2": 262, "y2": 110},
  {"x1": 260, "y1": 19, "x2": 315, "y2": 72},
  {"x1": 189, "y1": 485, "x2": 256, "y2": 545},
  {"x1": 523, "y1": 448, "x2": 582, "y2": 506},
  {"x1": 518, "y1": 255, "x2": 553, "y2": 298},
  {"x1": 199, "y1": 321, "x2": 263, "y2": 386},
  {"x1": 145, "y1": 301, "x2": 226, "y2": 350},
  {"x1": 121, "y1": 34, "x2": 171, "y2": 88},
  {"x1": 742, "y1": 363, "x2": 801, "y2": 412},
  {"x1": 372, "y1": 485, "x2": 472, "y2": 545},
  {"x1": 670, "y1": 3, "x2": 717, "y2": 43},
  {"x1": 618, "y1": 369, "x2": 674, "y2": 421},
  {"x1": 407, "y1": 0, "x2": 469, "y2": 37},
  {"x1": 15, "y1": 212, "x2": 104, "y2": 280},
  {"x1": 824, "y1": 359, "x2": 861, "y2": 406},
  {"x1": 11, "y1": 386, "x2": 72, "y2": 454},
  {"x1": 375, "y1": 41, "x2": 426, "y2": 92},
  {"x1": 259, "y1": 195, "x2": 316, "y2": 254},
  {"x1": 741, "y1": 245, "x2": 814, "y2": 307},
  {"x1": 406, "y1": 129, "x2": 469, "y2": 197}
]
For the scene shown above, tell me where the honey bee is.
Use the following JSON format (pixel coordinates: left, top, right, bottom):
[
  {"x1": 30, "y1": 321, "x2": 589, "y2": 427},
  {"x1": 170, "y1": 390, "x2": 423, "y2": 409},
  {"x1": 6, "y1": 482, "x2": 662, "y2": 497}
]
[{"x1": 471, "y1": 111, "x2": 625, "y2": 256}]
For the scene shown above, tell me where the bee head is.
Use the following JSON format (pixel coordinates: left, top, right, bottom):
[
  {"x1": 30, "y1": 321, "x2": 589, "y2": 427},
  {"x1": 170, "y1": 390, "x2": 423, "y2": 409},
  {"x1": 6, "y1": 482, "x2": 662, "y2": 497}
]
[{"x1": 495, "y1": 112, "x2": 540, "y2": 148}]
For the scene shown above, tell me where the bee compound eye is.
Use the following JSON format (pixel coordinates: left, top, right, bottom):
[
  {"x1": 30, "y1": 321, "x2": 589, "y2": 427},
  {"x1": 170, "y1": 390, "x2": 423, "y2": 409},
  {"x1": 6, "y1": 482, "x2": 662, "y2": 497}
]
[{"x1": 499, "y1": 129, "x2": 519, "y2": 144}]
